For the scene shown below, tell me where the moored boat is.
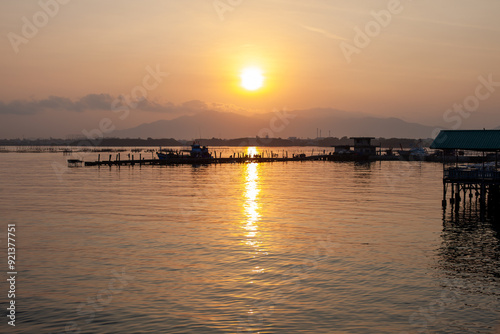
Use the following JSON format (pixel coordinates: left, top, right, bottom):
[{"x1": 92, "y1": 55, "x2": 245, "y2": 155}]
[
  {"x1": 157, "y1": 143, "x2": 212, "y2": 160},
  {"x1": 397, "y1": 147, "x2": 429, "y2": 161}
]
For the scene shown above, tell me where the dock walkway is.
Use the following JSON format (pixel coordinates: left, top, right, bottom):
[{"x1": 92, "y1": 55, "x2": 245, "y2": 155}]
[{"x1": 83, "y1": 155, "x2": 335, "y2": 166}]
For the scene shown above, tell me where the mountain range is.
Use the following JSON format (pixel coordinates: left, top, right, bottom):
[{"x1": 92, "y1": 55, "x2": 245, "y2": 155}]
[{"x1": 111, "y1": 108, "x2": 439, "y2": 140}]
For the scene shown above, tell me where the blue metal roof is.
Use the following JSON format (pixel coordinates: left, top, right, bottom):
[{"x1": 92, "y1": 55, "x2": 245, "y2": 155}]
[{"x1": 430, "y1": 130, "x2": 500, "y2": 151}]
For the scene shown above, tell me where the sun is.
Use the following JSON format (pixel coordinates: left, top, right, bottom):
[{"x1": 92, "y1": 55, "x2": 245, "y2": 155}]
[{"x1": 240, "y1": 67, "x2": 264, "y2": 91}]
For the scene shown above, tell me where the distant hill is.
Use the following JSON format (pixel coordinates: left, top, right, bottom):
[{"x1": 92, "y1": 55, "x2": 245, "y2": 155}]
[{"x1": 111, "y1": 109, "x2": 437, "y2": 139}]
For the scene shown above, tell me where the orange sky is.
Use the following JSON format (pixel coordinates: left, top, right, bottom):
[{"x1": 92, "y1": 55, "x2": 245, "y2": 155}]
[{"x1": 1, "y1": 0, "x2": 499, "y2": 138}]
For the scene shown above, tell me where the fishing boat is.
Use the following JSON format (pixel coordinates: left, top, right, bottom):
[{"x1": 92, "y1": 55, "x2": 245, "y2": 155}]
[
  {"x1": 397, "y1": 147, "x2": 429, "y2": 161},
  {"x1": 156, "y1": 148, "x2": 179, "y2": 160},
  {"x1": 157, "y1": 143, "x2": 212, "y2": 160},
  {"x1": 188, "y1": 143, "x2": 212, "y2": 158}
]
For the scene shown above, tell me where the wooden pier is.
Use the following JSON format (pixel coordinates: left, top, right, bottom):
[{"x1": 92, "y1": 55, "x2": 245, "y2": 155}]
[
  {"x1": 431, "y1": 130, "x2": 500, "y2": 213},
  {"x1": 83, "y1": 154, "x2": 334, "y2": 167},
  {"x1": 79, "y1": 149, "x2": 418, "y2": 166},
  {"x1": 442, "y1": 168, "x2": 500, "y2": 211}
]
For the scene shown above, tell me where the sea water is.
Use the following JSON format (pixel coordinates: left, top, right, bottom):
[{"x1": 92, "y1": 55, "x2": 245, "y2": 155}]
[{"x1": 0, "y1": 148, "x2": 499, "y2": 333}]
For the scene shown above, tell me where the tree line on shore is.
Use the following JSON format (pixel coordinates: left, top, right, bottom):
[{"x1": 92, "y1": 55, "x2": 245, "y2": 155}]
[{"x1": 0, "y1": 136, "x2": 433, "y2": 148}]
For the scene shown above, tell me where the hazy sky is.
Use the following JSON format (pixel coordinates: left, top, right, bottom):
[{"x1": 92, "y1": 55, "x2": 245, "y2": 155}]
[{"x1": 1, "y1": 0, "x2": 499, "y2": 138}]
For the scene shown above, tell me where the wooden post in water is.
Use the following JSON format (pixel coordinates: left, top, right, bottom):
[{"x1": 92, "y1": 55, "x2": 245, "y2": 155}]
[
  {"x1": 480, "y1": 182, "x2": 486, "y2": 210},
  {"x1": 442, "y1": 181, "x2": 447, "y2": 208},
  {"x1": 449, "y1": 182, "x2": 454, "y2": 206},
  {"x1": 496, "y1": 149, "x2": 498, "y2": 170}
]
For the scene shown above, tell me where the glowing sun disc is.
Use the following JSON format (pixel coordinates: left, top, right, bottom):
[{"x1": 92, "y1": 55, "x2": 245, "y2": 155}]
[{"x1": 240, "y1": 67, "x2": 264, "y2": 91}]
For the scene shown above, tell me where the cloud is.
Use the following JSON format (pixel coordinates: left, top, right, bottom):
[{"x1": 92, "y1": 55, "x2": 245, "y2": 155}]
[
  {"x1": 181, "y1": 100, "x2": 208, "y2": 111},
  {"x1": 38, "y1": 96, "x2": 75, "y2": 111},
  {"x1": 0, "y1": 94, "x2": 115, "y2": 115},
  {"x1": 0, "y1": 94, "x2": 255, "y2": 116},
  {"x1": 205, "y1": 102, "x2": 255, "y2": 114},
  {"x1": 0, "y1": 94, "x2": 183, "y2": 115},
  {"x1": 75, "y1": 94, "x2": 115, "y2": 111},
  {"x1": 134, "y1": 99, "x2": 254, "y2": 115},
  {"x1": 0, "y1": 100, "x2": 38, "y2": 115},
  {"x1": 300, "y1": 24, "x2": 347, "y2": 41}
]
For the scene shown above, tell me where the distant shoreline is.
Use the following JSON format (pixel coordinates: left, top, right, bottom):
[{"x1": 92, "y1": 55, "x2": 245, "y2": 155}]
[{"x1": 0, "y1": 137, "x2": 432, "y2": 149}]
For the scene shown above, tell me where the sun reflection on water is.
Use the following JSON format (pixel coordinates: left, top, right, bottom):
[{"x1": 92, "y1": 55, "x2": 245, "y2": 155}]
[
  {"x1": 241, "y1": 147, "x2": 271, "y2": 330},
  {"x1": 242, "y1": 147, "x2": 263, "y2": 250}
]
